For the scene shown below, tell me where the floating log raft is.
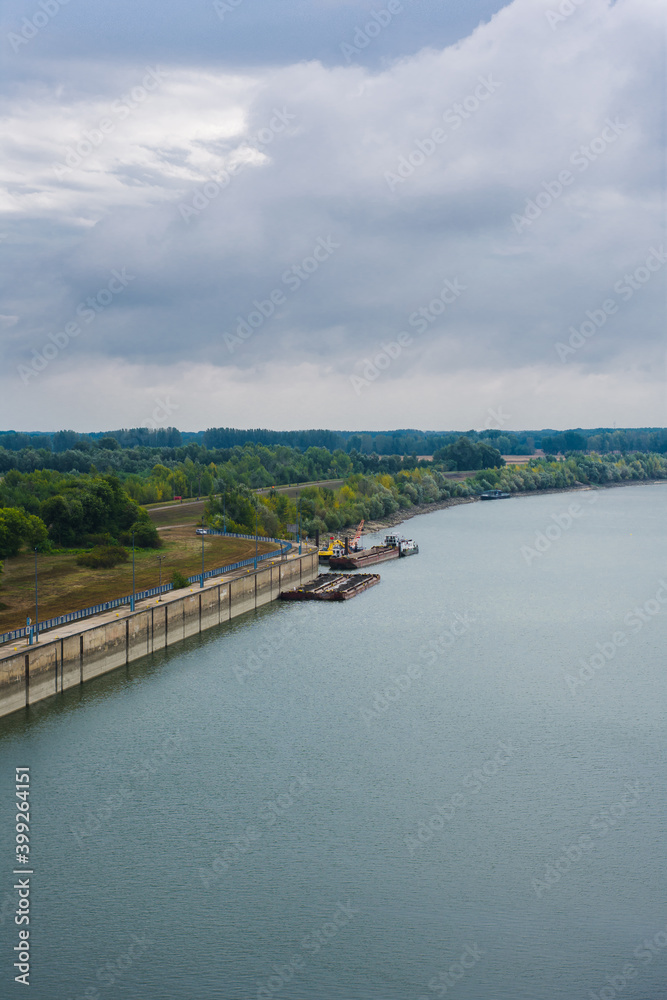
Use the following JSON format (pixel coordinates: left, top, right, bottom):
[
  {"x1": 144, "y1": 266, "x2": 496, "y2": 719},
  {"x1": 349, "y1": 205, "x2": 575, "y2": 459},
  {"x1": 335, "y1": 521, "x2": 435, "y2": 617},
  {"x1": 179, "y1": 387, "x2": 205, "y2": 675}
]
[{"x1": 279, "y1": 572, "x2": 380, "y2": 601}]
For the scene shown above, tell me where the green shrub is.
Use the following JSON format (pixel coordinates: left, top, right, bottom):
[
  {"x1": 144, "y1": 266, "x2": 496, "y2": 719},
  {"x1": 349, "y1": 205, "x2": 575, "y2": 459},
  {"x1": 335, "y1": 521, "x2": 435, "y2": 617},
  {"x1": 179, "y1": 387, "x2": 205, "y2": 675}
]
[
  {"x1": 171, "y1": 570, "x2": 189, "y2": 589},
  {"x1": 119, "y1": 519, "x2": 161, "y2": 548},
  {"x1": 76, "y1": 544, "x2": 129, "y2": 568},
  {"x1": 86, "y1": 532, "x2": 116, "y2": 547}
]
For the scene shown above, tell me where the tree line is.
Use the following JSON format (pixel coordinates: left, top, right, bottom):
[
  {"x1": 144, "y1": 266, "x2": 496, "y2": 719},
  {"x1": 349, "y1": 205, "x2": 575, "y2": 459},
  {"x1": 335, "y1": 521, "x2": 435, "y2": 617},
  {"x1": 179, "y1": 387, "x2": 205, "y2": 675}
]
[
  {"x1": 1, "y1": 443, "x2": 665, "y2": 583},
  {"x1": 4, "y1": 424, "x2": 665, "y2": 460}
]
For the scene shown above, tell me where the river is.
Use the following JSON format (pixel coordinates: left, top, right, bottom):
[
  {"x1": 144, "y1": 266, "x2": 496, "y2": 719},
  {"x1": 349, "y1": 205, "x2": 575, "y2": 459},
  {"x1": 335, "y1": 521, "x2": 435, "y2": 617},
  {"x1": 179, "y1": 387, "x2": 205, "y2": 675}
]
[{"x1": 1, "y1": 483, "x2": 666, "y2": 999}]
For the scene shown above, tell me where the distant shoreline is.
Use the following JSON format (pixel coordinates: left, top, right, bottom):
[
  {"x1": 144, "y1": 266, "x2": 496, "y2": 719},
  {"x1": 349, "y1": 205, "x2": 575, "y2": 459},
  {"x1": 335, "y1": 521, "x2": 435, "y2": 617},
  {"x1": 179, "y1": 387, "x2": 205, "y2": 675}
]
[{"x1": 360, "y1": 478, "x2": 666, "y2": 535}]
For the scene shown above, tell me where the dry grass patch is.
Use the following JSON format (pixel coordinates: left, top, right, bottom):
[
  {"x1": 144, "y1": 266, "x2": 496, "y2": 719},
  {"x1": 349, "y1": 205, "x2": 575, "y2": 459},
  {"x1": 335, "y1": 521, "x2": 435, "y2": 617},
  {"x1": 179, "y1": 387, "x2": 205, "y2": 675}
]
[{"x1": 0, "y1": 528, "x2": 278, "y2": 633}]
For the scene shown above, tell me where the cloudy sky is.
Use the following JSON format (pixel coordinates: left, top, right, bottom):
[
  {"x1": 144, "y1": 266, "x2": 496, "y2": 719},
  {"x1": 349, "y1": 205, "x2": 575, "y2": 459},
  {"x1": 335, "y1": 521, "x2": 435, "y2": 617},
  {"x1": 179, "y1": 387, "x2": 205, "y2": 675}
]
[{"x1": 0, "y1": 0, "x2": 664, "y2": 432}]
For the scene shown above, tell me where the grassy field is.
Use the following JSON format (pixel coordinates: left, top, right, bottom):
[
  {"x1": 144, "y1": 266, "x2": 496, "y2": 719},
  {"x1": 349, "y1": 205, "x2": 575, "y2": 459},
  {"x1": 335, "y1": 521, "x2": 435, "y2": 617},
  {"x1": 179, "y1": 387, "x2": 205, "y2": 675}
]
[
  {"x1": 148, "y1": 501, "x2": 209, "y2": 527},
  {"x1": 0, "y1": 523, "x2": 277, "y2": 633}
]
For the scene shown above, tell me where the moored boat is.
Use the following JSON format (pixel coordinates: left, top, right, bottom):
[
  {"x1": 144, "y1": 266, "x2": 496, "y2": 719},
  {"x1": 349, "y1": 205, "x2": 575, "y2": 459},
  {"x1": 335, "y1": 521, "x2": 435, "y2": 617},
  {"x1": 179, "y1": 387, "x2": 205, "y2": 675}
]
[
  {"x1": 329, "y1": 544, "x2": 400, "y2": 570},
  {"x1": 319, "y1": 537, "x2": 345, "y2": 561},
  {"x1": 280, "y1": 572, "x2": 380, "y2": 601},
  {"x1": 479, "y1": 490, "x2": 510, "y2": 500},
  {"x1": 385, "y1": 533, "x2": 419, "y2": 556}
]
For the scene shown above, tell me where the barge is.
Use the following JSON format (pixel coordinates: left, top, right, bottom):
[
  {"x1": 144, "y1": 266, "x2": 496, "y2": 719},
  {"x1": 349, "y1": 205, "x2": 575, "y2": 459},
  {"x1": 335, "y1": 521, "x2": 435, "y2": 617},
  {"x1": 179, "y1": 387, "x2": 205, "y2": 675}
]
[
  {"x1": 329, "y1": 533, "x2": 418, "y2": 569},
  {"x1": 329, "y1": 545, "x2": 399, "y2": 570},
  {"x1": 280, "y1": 572, "x2": 380, "y2": 601}
]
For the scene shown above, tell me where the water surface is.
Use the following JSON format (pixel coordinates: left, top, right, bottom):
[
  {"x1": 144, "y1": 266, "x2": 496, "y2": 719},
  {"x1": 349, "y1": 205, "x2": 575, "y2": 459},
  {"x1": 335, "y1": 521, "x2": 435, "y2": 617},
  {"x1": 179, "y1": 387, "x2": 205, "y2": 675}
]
[{"x1": 1, "y1": 484, "x2": 666, "y2": 999}]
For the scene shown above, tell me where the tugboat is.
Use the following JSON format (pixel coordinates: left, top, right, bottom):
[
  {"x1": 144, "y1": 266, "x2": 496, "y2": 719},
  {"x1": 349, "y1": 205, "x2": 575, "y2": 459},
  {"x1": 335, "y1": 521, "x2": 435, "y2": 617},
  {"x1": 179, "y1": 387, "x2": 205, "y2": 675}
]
[
  {"x1": 479, "y1": 489, "x2": 510, "y2": 500},
  {"x1": 385, "y1": 533, "x2": 419, "y2": 556}
]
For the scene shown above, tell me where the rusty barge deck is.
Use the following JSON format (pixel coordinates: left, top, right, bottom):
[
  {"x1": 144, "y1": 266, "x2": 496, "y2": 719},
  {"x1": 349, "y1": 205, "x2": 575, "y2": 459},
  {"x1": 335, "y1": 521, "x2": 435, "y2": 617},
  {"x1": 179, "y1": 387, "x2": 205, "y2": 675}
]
[
  {"x1": 279, "y1": 573, "x2": 380, "y2": 601},
  {"x1": 328, "y1": 545, "x2": 400, "y2": 570}
]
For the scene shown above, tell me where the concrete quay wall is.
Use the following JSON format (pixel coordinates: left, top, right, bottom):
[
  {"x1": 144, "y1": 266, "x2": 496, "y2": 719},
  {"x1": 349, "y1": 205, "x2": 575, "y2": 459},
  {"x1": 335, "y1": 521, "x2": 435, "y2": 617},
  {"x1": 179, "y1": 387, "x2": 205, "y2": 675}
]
[{"x1": 0, "y1": 551, "x2": 318, "y2": 720}]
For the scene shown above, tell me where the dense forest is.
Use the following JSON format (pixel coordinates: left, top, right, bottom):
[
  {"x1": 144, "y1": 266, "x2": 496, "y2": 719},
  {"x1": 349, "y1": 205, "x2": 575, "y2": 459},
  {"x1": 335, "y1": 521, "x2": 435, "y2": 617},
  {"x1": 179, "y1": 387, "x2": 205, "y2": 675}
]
[
  {"x1": 2, "y1": 425, "x2": 666, "y2": 462},
  {"x1": 1, "y1": 438, "x2": 665, "y2": 582},
  {"x1": 0, "y1": 471, "x2": 160, "y2": 567}
]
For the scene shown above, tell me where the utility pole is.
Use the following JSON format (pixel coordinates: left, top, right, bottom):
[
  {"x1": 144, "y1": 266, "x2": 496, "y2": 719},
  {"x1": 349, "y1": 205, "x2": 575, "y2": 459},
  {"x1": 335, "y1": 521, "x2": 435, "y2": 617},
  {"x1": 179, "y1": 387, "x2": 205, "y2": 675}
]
[{"x1": 131, "y1": 531, "x2": 135, "y2": 612}]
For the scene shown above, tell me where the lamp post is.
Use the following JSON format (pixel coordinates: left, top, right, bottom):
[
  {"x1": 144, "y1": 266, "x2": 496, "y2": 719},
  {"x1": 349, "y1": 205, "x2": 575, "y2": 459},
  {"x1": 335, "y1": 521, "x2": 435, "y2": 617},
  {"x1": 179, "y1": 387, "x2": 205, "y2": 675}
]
[
  {"x1": 200, "y1": 517, "x2": 205, "y2": 588},
  {"x1": 254, "y1": 505, "x2": 258, "y2": 570},
  {"x1": 158, "y1": 555, "x2": 163, "y2": 587},
  {"x1": 296, "y1": 499, "x2": 302, "y2": 555},
  {"x1": 223, "y1": 491, "x2": 226, "y2": 534},
  {"x1": 34, "y1": 548, "x2": 39, "y2": 643},
  {"x1": 131, "y1": 531, "x2": 135, "y2": 612}
]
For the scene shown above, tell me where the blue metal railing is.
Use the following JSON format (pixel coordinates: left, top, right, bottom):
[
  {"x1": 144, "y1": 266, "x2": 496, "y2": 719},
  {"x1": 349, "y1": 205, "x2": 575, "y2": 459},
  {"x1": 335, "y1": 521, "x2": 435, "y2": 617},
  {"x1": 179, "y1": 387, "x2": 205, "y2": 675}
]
[{"x1": 0, "y1": 534, "x2": 293, "y2": 646}]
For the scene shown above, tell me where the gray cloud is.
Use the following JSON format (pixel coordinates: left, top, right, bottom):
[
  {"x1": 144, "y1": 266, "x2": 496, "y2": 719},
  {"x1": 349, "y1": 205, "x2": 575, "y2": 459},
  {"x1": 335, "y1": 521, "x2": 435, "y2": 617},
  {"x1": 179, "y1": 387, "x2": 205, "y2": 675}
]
[{"x1": 0, "y1": 0, "x2": 664, "y2": 430}]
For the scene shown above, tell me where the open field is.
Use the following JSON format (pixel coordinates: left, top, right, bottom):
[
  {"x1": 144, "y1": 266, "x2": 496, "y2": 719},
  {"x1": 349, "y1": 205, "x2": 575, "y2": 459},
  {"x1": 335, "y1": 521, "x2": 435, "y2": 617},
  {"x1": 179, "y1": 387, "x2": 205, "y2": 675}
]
[
  {"x1": 0, "y1": 525, "x2": 277, "y2": 633},
  {"x1": 148, "y1": 501, "x2": 209, "y2": 527}
]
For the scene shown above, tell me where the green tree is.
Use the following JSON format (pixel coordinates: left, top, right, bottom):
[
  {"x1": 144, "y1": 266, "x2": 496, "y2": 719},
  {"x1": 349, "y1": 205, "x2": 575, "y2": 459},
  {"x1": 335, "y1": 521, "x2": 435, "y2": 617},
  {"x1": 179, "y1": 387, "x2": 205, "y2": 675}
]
[
  {"x1": 0, "y1": 507, "x2": 48, "y2": 558},
  {"x1": 434, "y1": 437, "x2": 504, "y2": 471}
]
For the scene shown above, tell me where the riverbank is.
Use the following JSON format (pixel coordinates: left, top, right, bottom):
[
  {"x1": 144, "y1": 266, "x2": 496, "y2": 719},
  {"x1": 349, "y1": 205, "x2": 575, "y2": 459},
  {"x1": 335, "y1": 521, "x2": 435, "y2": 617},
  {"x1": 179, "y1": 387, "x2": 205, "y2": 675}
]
[
  {"x1": 0, "y1": 548, "x2": 318, "y2": 719},
  {"x1": 360, "y1": 478, "x2": 666, "y2": 534}
]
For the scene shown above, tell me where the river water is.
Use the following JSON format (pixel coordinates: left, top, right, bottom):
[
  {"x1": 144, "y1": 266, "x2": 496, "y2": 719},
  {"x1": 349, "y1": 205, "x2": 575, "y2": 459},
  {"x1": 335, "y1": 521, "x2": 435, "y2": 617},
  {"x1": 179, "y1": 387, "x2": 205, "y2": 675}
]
[{"x1": 1, "y1": 483, "x2": 666, "y2": 1000}]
